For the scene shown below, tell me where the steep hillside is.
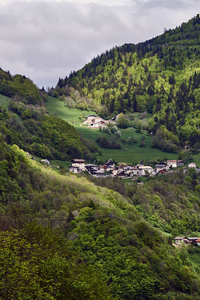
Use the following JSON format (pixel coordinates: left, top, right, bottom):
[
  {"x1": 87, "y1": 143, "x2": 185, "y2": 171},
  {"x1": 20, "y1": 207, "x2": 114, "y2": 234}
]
[
  {"x1": 0, "y1": 68, "x2": 46, "y2": 105},
  {"x1": 1, "y1": 139, "x2": 200, "y2": 299},
  {"x1": 0, "y1": 66, "x2": 99, "y2": 161},
  {"x1": 54, "y1": 16, "x2": 200, "y2": 150},
  {"x1": 0, "y1": 99, "x2": 96, "y2": 161}
]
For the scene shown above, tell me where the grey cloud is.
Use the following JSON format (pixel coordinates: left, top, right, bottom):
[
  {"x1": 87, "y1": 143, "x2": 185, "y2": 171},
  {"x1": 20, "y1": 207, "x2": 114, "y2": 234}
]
[{"x1": 0, "y1": 0, "x2": 199, "y2": 88}]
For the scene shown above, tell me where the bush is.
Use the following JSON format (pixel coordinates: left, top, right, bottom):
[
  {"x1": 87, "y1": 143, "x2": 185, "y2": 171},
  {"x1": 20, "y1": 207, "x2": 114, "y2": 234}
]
[{"x1": 97, "y1": 136, "x2": 121, "y2": 149}]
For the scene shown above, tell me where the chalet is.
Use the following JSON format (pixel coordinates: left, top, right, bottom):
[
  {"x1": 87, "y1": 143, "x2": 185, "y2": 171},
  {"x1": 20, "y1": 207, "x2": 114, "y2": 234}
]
[
  {"x1": 71, "y1": 159, "x2": 86, "y2": 171},
  {"x1": 116, "y1": 170, "x2": 127, "y2": 178},
  {"x1": 177, "y1": 160, "x2": 184, "y2": 167},
  {"x1": 41, "y1": 159, "x2": 50, "y2": 166},
  {"x1": 93, "y1": 170, "x2": 106, "y2": 177},
  {"x1": 123, "y1": 165, "x2": 133, "y2": 176},
  {"x1": 100, "y1": 160, "x2": 115, "y2": 172},
  {"x1": 83, "y1": 115, "x2": 108, "y2": 128},
  {"x1": 158, "y1": 169, "x2": 168, "y2": 174},
  {"x1": 112, "y1": 165, "x2": 124, "y2": 176},
  {"x1": 167, "y1": 160, "x2": 177, "y2": 168},
  {"x1": 105, "y1": 159, "x2": 115, "y2": 169},
  {"x1": 155, "y1": 164, "x2": 167, "y2": 173},
  {"x1": 131, "y1": 167, "x2": 140, "y2": 176},
  {"x1": 85, "y1": 164, "x2": 98, "y2": 174},
  {"x1": 69, "y1": 166, "x2": 80, "y2": 173},
  {"x1": 84, "y1": 114, "x2": 96, "y2": 123},
  {"x1": 187, "y1": 237, "x2": 200, "y2": 244},
  {"x1": 138, "y1": 165, "x2": 154, "y2": 176},
  {"x1": 174, "y1": 236, "x2": 200, "y2": 245},
  {"x1": 100, "y1": 164, "x2": 109, "y2": 172},
  {"x1": 174, "y1": 236, "x2": 188, "y2": 245},
  {"x1": 188, "y1": 162, "x2": 197, "y2": 169}
]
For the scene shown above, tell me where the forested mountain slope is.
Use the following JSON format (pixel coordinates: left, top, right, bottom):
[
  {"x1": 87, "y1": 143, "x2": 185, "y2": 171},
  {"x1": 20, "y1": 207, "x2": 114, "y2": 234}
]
[
  {"x1": 0, "y1": 68, "x2": 97, "y2": 161},
  {"x1": 0, "y1": 101, "x2": 95, "y2": 161},
  {"x1": 55, "y1": 16, "x2": 200, "y2": 149},
  {"x1": 1, "y1": 139, "x2": 200, "y2": 299},
  {"x1": 0, "y1": 68, "x2": 46, "y2": 105}
]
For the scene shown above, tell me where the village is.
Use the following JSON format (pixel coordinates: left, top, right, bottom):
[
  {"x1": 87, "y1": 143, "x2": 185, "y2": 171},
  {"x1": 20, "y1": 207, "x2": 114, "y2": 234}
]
[{"x1": 69, "y1": 158, "x2": 198, "y2": 179}]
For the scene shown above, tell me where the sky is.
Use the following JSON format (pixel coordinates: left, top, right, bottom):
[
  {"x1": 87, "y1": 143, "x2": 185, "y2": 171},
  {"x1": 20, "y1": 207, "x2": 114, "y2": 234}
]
[{"x1": 0, "y1": 0, "x2": 199, "y2": 88}]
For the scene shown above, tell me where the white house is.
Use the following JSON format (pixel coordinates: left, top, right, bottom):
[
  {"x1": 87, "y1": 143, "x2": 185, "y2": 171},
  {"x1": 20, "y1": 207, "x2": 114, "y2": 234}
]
[
  {"x1": 174, "y1": 236, "x2": 188, "y2": 245},
  {"x1": 71, "y1": 159, "x2": 86, "y2": 171},
  {"x1": 41, "y1": 159, "x2": 50, "y2": 166},
  {"x1": 188, "y1": 162, "x2": 197, "y2": 168},
  {"x1": 69, "y1": 166, "x2": 80, "y2": 173},
  {"x1": 83, "y1": 115, "x2": 108, "y2": 128},
  {"x1": 155, "y1": 164, "x2": 168, "y2": 173},
  {"x1": 138, "y1": 165, "x2": 154, "y2": 176},
  {"x1": 167, "y1": 160, "x2": 177, "y2": 168}
]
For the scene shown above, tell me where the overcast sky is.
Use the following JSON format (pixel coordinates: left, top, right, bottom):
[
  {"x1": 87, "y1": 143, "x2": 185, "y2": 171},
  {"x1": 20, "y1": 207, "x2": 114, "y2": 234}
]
[{"x1": 0, "y1": 0, "x2": 199, "y2": 88}]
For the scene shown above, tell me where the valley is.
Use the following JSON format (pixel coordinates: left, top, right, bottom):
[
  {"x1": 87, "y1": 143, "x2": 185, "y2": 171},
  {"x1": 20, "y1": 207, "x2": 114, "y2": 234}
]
[{"x1": 1, "y1": 15, "x2": 200, "y2": 300}]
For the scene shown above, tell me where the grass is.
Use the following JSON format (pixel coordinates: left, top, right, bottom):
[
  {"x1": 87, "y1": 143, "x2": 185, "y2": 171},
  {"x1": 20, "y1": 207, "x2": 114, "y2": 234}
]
[
  {"x1": 188, "y1": 251, "x2": 200, "y2": 276},
  {"x1": 0, "y1": 94, "x2": 11, "y2": 107},
  {"x1": 46, "y1": 96, "x2": 96, "y2": 124},
  {"x1": 49, "y1": 159, "x2": 71, "y2": 170},
  {"x1": 188, "y1": 252, "x2": 200, "y2": 266},
  {"x1": 76, "y1": 126, "x2": 177, "y2": 164},
  {"x1": 46, "y1": 96, "x2": 177, "y2": 164},
  {"x1": 193, "y1": 153, "x2": 200, "y2": 167}
]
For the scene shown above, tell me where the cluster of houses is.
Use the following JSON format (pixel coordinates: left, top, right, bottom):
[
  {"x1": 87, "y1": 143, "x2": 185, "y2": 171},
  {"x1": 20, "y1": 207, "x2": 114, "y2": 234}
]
[
  {"x1": 83, "y1": 114, "x2": 110, "y2": 128},
  {"x1": 69, "y1": 159, "x2": 198, "y2": 179},
  {"x1": 174, "y1": 236, "x2": 200, "y2": 246}
]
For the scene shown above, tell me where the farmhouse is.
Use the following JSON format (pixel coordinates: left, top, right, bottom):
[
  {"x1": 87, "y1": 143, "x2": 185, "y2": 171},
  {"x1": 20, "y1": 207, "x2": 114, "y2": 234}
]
[
  {"x1": 69, "y1": 166, "x2": 80, "y2": 173},
  {"x1": 188, "y1": 162, "x2": 197, "y2": 168},
  {"x1": 155, "y1": 164, "x2": 167, "y2": 173},
  {"x1": 174, "y1": 236, "x2": 200, "y2": 246},
  {"x1": 41, "y1": 159, "x2": 50, "y2": 166},
  {"x1": 174, "y1": 236, "x2": 189, "y2": 245},
  {"x1": 167, "y1": 160, "x2": 178, "y2": 168},
  {"x1": 83, "y1": 114, "x2": 108, "y2": 128},
  {"x1": 71, "y1": 159, "x2": 86, "y2": 171},
  {"x1": 138, "y1": 165, "x2": 154, "y2": 176},
  {"x1": 158, "y1": 169, "x2": 168, "y2": 174},
  {"x1": 177, "y1": 160, "x2": 184, "y2": 166}
]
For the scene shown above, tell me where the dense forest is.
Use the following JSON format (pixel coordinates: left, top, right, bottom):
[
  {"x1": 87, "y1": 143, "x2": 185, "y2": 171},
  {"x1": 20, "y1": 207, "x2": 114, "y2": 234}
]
[
  {"x1": 1, "y1": 138, "x2": 200, "y2": 299},
  {"x1": 0, "y1": 97, "x2": 97, "y2": 161},
  {"x1": 53, "y1": 16, "x2": 200, "y2": 152},
  {"x1": 0, "y1": 68, "x2": 45, "y2": 105}
]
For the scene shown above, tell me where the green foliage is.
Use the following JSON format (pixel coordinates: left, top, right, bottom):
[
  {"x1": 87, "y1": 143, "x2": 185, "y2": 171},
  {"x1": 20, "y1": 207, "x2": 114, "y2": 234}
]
[
  {"x1": 151, "y1": 127, "x2": 179, "y2": 153},
  {"x1": 0, "y1": 102, "x2": 93, "y2": 160},
  {"x1": 131, "y1": 169, "x2": 200, "y2": 234},
  {"x1": 116, "y1": 113, "x2": 129, "y2": 128},
  {"x1": 1, "y1": 139, "x2": 200, "y2": 299},
  {"x1": 53, "y1": 16, "x2": 200, "y2": 151},
  {"x1": 0, "y1": 223, "x2": 114, "y2": 300},
  {"x1": 0, "y1": 69, "x2": 45, "y2": 105},
  {"x1": 97, "y1": 135, "x2": 121, "y2": 149}
]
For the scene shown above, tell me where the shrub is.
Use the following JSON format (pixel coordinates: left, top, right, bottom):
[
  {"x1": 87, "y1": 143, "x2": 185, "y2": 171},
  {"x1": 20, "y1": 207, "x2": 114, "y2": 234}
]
[{"x1": 97, "y1": 136, "x2": 121, "y2": 149}]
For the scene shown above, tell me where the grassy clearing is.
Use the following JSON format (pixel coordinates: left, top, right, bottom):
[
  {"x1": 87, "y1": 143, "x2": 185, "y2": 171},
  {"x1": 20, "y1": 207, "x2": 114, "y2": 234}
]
[
  {"x1": 188, "y1": 253, "x2": 200, "y2": 266},
  {"x1": 193, "y1": 153, "x2": 200, "y2": 166},
  {"x1": 76, "y1": 126, "x2": 177, "y2": 164},
  {"x1": 46, "y1": 96, "x2": 177, "y2": 164},
  {"x1": 0, "y1": 94, "x2": 11, "y2": 107},
  {"x1": 46, "y1": 96, "x2": 96, "y2": 124}
]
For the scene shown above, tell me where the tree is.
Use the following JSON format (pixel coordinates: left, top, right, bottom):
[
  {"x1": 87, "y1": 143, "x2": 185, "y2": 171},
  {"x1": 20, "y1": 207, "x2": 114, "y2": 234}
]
[{"x1": 117, "y1": 113, "x2": 129, "y2": 128}]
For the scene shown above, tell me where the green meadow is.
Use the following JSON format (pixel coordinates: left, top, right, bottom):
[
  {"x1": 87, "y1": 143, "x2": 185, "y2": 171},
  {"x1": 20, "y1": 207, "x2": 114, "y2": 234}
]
[
  {"x1": 46, "y1": 96, "x2": 177, "y2": 164},
  {"x1": 0, "y1": 94, "x2": 11, "y2": 107},
  {"x1": 46, "y1": 96, "x2": 95, "y2": 124}
]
